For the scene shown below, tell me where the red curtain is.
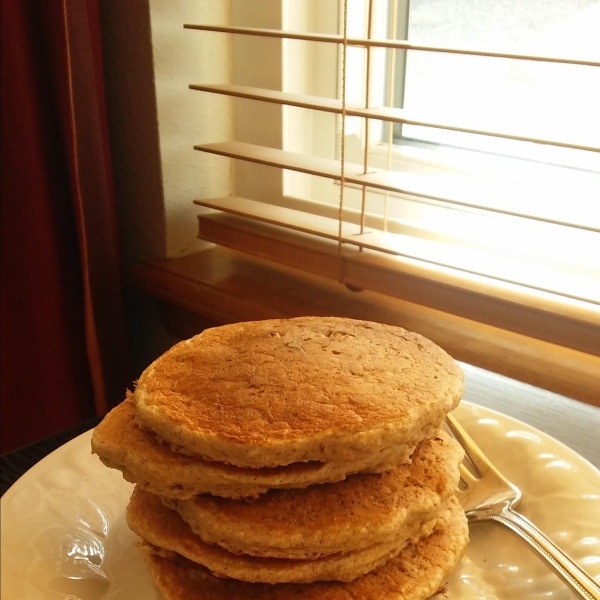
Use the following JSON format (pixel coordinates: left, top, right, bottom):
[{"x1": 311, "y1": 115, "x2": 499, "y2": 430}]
[{"x1": 1, "y1": 0, "x2": 132, "y2": 453}]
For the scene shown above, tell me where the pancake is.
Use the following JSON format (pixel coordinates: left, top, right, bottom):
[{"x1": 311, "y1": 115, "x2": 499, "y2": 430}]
[
  {"x1": 163, "y1": 433, "x2": 463, "y2": 559},
  {"x1": 91, "y1": 396, "x2": 416, "y2": 500},
  {"x1": 127, "y1": 488, "x2": 450, "y2": 584},
  {"x1": 140, "y1": 497, "x2": 468, "y2": 599},
  {"x1": 134, "y1": 317, "x2": 463, "y2": 468}
]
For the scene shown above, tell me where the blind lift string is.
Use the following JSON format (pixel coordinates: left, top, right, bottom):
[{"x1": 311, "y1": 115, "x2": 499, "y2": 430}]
[
  {"x1": 384, "y1": 0, "x2": 399, "y2": 233},
  {"x1": 338, "y1": 0, "x2": 349, "y2": 284},
  {"x1": 359, "y1": 0, "x2": 375, "y2": 244}
]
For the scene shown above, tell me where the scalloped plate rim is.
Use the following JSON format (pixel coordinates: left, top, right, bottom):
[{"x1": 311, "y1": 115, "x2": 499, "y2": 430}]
[{"x1": 456, "y1": 401, "x2": 600, "y2": 477}]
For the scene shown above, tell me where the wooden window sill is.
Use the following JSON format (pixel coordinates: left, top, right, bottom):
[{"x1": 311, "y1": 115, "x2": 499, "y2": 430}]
[{"x1": 126, "y1": 246, "x2": 600, "y2": 407}]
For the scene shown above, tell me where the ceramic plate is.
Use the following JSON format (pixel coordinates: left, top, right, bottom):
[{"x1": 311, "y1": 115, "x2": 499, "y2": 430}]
[{"x1": 2, "y1": 402, "x2": 599, "y2": 599}]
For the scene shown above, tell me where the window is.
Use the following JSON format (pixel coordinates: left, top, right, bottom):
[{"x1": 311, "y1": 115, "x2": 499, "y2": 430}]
[
  {"x1": 186, "y1": 0, "x2": 600, "y2": 303},
  {"x1": 275, "y1": 0, "x2": 600, "y2": 305},
  {"x1": 379, "y1": 0, "x2": 600, "y2": 304},
  {"x1": 394, "y1": 0, "x2": 599, "y2": 167}
]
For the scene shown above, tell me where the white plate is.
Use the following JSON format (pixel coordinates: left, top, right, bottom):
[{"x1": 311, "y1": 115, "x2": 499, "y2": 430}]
[{"x1": 2, "y1": 402, "x2": 599, "y2": 600}]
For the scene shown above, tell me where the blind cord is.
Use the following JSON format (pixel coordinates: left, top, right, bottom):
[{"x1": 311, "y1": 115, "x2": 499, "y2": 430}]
[{"x1": 338, "y1": 0, "x2": 349, "y2": 282}]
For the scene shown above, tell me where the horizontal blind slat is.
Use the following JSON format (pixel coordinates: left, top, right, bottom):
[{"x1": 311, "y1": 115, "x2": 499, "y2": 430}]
[
  {"x1": 195, "y1": 198, "x2": 599, "y2": 304},
  {"x1": 184, "y1": 24, "x2": 600, "y2": 67},
  {"x1": 191, "y1": 84, "x2": 599, "y2": 153},
  {"x1": 194, "y1": 142, "x2": 599, "y2": 231}
]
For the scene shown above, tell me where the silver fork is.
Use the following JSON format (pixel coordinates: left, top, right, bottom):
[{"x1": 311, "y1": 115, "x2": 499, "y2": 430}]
[{"x1": 446, "y1": 413, "x2": 600, "y2": 600}]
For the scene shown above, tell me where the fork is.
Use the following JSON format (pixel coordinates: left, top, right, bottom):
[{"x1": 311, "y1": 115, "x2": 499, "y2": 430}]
[{"x1": 446, "y1": 413, "x2": 600, "y2": 600}]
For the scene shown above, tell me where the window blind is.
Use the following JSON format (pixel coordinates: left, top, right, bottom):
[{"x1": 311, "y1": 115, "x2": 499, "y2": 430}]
[{"x1": 183, "y1": 0, "x2": 600, "y2": 361}]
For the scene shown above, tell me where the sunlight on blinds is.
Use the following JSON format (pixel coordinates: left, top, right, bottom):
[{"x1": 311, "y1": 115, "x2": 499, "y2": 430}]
[{"x1": 185, "y1": 0, "x2": 600, "y2": 309}]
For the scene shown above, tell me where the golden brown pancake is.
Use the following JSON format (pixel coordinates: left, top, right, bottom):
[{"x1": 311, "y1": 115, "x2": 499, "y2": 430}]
[
  {"x1": 164, "y1": 434, "x2": 463, "y2": 559},
  {"x1": 134, "y1": 317, "x2": 463, "y2": 468},
  {"x1": 91, "y1": 397, "x2": 416, "y2": 500},
  {"x1": 127, "y1": 487, "x2": 449, "y2": 584},
  {"x1": 140, "y1": 497, "x2": 468, "y2": 599}
]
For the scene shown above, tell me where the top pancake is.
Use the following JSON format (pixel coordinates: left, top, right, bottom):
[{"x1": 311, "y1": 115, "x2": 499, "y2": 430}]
[{"x1": 134, "y1": 317, "x2": 463, "y2": 468}]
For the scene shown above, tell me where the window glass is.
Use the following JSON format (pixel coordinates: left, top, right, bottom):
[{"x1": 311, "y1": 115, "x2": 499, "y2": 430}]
[{"x1": 397, "y1": 0, "x2": 600, "y2": 170}]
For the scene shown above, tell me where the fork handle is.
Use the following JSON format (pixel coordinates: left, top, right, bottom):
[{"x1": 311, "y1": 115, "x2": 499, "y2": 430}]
[{"x1": 489, "y1": 507, "x2": 600, "y2": 600}]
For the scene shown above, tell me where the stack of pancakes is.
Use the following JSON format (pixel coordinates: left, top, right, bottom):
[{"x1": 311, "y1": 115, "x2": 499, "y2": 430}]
[{"x1": 92, "y1": 316, "x2": 469, "y2": 600}]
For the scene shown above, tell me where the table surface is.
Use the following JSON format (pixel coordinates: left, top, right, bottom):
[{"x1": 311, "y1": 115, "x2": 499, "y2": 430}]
[{"x1": 1, "y1": 362, "x2": 599, "y2": 497}]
